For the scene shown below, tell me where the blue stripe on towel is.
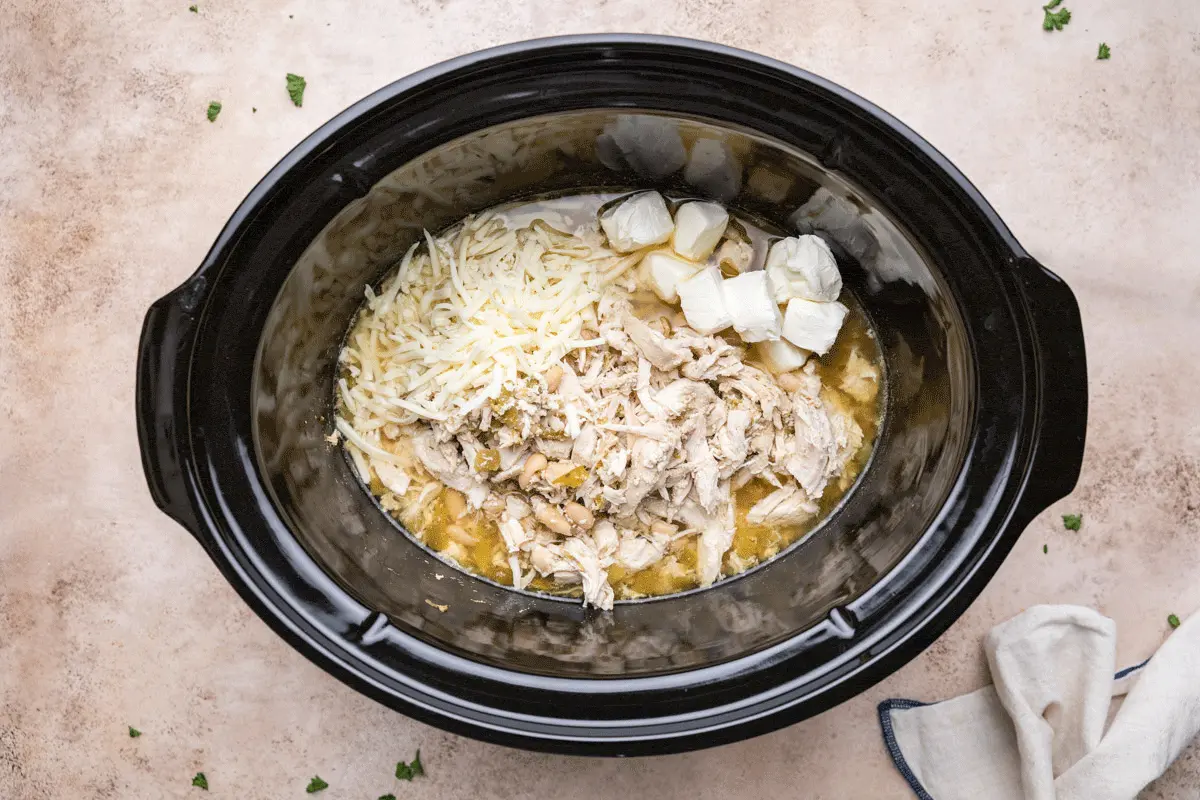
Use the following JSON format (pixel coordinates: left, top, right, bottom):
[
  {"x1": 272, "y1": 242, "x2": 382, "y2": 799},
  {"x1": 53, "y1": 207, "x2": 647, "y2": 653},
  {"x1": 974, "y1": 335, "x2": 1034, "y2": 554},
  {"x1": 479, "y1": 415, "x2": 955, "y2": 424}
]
[
  {"x1": 877, "y1": 698, "x2": 935, "y2": 800},
  {"x1": 878, "y1": 658, "x2": 1153, "y2": 799},
  {"x1": 1114, "y1": 656, "x2": 1150, "y2": 680}
]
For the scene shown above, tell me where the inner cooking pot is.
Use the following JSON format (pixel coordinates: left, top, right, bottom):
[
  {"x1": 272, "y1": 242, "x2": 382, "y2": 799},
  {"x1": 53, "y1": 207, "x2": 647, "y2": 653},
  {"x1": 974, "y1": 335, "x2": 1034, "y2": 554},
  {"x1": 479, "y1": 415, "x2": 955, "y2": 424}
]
[{"x1": 136, "y1": 35, "x2": 1086, "y2": 755}]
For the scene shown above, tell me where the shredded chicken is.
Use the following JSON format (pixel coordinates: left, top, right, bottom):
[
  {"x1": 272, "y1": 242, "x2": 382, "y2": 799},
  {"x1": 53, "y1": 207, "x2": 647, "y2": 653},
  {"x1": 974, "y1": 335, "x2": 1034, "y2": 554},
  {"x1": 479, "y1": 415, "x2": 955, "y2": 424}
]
[
  {"x1": 337, "y1": 205, "x2": 869, "y2": 610},
  {"x1": 746, "y1": 483, "x2": 818, "y2": 526}
]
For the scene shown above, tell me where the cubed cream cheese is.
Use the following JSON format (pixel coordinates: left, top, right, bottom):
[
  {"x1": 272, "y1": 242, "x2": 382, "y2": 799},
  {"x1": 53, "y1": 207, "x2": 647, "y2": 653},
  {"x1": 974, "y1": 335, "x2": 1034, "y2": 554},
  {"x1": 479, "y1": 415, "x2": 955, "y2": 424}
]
[
  {"x1": 781, "y1": 298, "x2": 849, "y2": 355},
  {"x1": 765, "y1": 235, "x2": 843, "y2": 303},
  {"x1": 755, "y1": 339, "x2": 811, "y2": 374},
  {"x1": 722, "y1": 271, "x2": 782, "y2": 343},
  {"x1": 643, "y1": 251, "x2": 702, "y2": 303},
  {"x1": 671, "y1": 201, "x2": 729, "y2": 261},
  {"x1": 599, "y1": 191, "x2": 675, "y2": 253},
  {"x1": 677, "y1": 266, "x2": 733, "y2": 334}
]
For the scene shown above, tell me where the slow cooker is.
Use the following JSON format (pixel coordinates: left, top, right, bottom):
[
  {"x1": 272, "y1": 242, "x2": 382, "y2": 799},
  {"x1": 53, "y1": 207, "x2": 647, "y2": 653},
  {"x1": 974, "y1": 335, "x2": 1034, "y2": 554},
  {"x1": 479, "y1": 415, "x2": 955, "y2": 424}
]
[{"x1": 136, "y1": 35, "x2": 1087, "y2": 755}]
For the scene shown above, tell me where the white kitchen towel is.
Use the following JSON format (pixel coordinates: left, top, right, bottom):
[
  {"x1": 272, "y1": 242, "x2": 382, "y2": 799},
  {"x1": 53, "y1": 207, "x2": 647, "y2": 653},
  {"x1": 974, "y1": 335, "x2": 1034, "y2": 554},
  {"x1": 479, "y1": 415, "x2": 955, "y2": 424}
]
[{"x1": 879, "y1": 605, "x2": 1200, "y2": 800}]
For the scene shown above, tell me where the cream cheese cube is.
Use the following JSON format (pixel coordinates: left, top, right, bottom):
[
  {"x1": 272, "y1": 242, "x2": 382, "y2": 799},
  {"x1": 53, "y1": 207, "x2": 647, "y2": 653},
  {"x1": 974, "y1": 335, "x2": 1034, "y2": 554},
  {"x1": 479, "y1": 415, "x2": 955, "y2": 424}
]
[
  {"x1": 643, "y1": 251, "x2": 702, "y2": 303},
  {"x1": 781, "y1": 299, "x2": 848, "y2": 355},
  {"x1": 677, "y1": 266, "x2": 733, "y2": 334},
  {"x1": 722, "y1": 271, "x2": 782, "y2": 343},
  {"x1": 599, "y1": 191, "x2": 675, "y2": 253},
  {"x1": 765, "y1": 235, "x2": 843, "y2": 303},
  {"x1": 755, "y1": 339, "x2": 811, "y2": 374},
  {"x1": 671, "y1": 201, "x2": 729, "y2": 261}
]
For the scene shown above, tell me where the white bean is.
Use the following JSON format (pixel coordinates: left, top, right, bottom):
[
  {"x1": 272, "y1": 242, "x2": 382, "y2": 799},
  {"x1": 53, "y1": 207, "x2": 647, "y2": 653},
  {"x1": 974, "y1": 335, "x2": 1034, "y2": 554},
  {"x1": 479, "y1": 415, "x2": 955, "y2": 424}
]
[
  {"x1": 650, "y1": 520, "x2": 679, "y2": 537},
  {"x1": 443, "y1": 489, "x2": 467, "y2": 519},
  {"x1": 777, "y1": 372, "x2": 803, "y2": 393},
  {"x1": 563, "y1": 502, "x2": 595, "y2": 529},
  {"x1": 535, "y1": 504, "x2": 572, "y2": 535},
  {"x1": 446, "y1": 524, "x2": 478, "y2": 545},
  {"x1": 518, "y1": 453, "x2": 548, "y2": 490},
  {"x1": 545, "y1": 364, "x2": 564, "y2": 392}
]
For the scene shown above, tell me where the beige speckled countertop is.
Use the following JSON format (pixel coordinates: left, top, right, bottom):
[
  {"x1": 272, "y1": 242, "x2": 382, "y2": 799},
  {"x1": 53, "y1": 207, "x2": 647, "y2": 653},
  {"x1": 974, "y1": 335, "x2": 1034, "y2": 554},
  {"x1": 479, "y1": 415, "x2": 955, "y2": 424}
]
[{"x1": 3, "y1": 1, "x2": 1200, "y2": 797}]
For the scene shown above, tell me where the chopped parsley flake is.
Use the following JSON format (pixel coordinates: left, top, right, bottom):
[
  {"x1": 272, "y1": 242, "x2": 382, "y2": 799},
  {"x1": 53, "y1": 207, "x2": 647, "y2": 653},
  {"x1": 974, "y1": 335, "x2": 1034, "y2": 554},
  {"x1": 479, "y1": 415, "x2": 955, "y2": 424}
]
[
  {"x1": 379, "y1": 796, "x2": 397, "y2": 800},
  {"x1": 395, "y1": 749, "x2": 424, "y2": 781},
  {"x1": 192, "y1": 773, "x2": 208, "y2": 790},
  {"x1": 286, "y1": 73, "x2": 307, "y2": 107},
  {"x1": 306, "y1": 775, "x2": 329, "y2": 793},
  {"x1": 1043, "y1": 544, "x2": 1048, "y2": 554},
  {"x1": 206, "y1": 101, "x2": 221, "y2": 122},
  {"x1": 1098, "y1": 43, "x2": 1111, "y2": 60},
  {"x1": 1169, "y1": 614, "x2": 1181, "y2": 629},
  {"x1": 1062, "y1": 514, "x2": 1082, "y2": 531},
  {"x1": 128, "y1": 726, "x2": 142, "y2": 738},
  {"x1": 188, "y1": 4, "x2": 197, "y2": 11},
  {"x1": 1042, "y1": 1, "x2": 1071, "y2": 31}
]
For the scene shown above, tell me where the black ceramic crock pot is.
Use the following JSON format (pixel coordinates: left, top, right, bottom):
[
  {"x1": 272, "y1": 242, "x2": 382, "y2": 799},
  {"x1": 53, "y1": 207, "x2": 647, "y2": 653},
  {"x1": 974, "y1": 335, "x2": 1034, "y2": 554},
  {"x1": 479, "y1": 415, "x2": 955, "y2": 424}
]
[{"x1": 136, "y1": 35, "x2": 1087, "y2": 755}]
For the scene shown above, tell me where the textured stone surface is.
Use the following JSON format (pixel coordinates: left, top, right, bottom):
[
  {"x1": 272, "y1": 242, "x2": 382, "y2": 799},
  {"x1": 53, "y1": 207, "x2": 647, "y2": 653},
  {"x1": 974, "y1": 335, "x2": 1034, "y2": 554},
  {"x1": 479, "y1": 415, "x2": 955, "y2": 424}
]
[{"x1": 2, "y1": 1, "x2": 1199, "y2": 797}]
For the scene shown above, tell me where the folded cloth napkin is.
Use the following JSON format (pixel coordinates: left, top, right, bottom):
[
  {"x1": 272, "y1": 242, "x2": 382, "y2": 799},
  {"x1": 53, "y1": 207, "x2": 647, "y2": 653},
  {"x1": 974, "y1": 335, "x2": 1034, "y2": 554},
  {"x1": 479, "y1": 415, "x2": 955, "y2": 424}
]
[{"x1": 879, "y1": 605, "x2": 1200, "y2": 800}]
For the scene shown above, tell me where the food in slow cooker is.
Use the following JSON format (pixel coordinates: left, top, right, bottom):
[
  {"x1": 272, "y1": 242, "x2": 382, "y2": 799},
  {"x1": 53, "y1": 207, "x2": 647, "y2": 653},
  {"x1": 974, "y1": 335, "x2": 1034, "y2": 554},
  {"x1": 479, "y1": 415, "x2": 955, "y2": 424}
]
[{"x1": 334, "y1": 192, "x2": 881, "y2": 609}]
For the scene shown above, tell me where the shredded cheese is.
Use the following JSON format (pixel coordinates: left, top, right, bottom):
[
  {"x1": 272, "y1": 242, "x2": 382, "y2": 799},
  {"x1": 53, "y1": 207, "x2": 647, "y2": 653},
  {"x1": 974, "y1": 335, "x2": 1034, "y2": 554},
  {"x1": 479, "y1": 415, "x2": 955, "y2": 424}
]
[{"x1": 338, "y1": 217, "x2": 627, "y2": 432}]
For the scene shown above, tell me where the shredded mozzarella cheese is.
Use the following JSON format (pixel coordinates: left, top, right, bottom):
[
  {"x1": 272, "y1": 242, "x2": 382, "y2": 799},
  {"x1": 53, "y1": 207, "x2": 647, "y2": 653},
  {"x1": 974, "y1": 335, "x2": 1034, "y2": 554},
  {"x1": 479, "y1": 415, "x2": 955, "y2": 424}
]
[{"x1": 338, "y1": 217, "x2": 626, "y2": 433}]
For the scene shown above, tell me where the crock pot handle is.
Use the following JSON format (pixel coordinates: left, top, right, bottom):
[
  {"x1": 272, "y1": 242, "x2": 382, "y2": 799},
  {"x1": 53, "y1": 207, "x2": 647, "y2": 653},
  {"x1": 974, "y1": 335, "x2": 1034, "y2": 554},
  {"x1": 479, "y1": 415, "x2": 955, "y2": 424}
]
[
  {"x1": 1015, "y1": 257, "x2": 1088, "y2": 516},
  {"x1": 135, "y1": 276, "x2": 209, "y2": 549}
]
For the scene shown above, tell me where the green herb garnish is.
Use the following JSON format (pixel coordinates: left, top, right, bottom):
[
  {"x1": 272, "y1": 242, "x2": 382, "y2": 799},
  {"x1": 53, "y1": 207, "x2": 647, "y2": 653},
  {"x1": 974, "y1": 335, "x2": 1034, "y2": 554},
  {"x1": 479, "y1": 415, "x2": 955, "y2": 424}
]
[
  {"x1": 395, "y1": 749, "x2": 424, "y2": 781},
  {"x1": 1169, "y1": 614, "x2": 1181, "y2": 629},
  {"x1": 1062, "y1": 514, "x2": 1082, "y2": 531},
  {"x1": 1043, "y1": 544, "x2": 1048, "y2": 554},
  {"x1": 1042, "y1": 0, "x2": 1071, "y2": 31},
  {"x1": 188, "y1": 4, "x2": 197, "y2": 11},
  {"x1": 192, "y1": 773, "x2": 208, "y2": 790},
  {"x1": 379, "y1": 795, "x2": 397, "y2": 800},
  {"x1": 206, "y1": 101, "x2": 221, "y2": 122},
  {"x1": 128, "y1": 726, "x2": 142, "y2": 738},
  {"x1": 306, "y1": 775, "x2": 329, "y2": 793},
  {"x1": 286, "y1": 73, "x2": 307, "y2": 107},
  {"x1": 1097, "y1": 43, "x2": 1111, "y2": 60}
]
